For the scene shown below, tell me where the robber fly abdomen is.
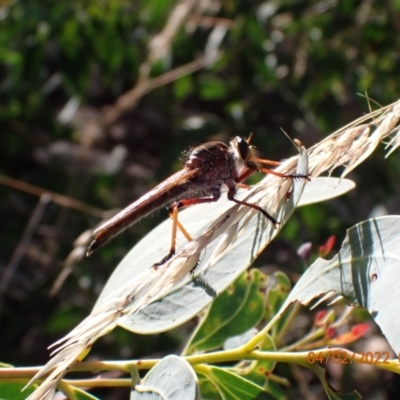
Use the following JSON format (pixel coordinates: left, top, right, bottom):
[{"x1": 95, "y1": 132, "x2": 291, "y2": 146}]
[{"x1": 87, "y1": 175, "x2": 193, "y2": 255}]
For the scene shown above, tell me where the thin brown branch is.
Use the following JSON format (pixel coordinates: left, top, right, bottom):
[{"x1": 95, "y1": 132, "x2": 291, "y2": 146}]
[
  {"x1": 103, "y1": 53, "x2": 222, "y2": 126},
  {"x1": 98, "y1": 0, "x2": 225, "y2": 128},
  {"x1": 140, "y1": 0, "x2": 199, "y2": 80},
  {"x1": 0, "y1": 194, "x2": 51, "y2": 305},
  {"x1": 0, "y1": 174, "x2": 106, "y2": 218},
  {"x1": 188, "y1": 15, "x2": 236, "y2": 29}
]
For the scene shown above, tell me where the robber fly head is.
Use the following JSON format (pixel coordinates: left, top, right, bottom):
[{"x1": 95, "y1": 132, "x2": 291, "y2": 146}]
[{"x1": 230, "y1": 134, "x2": 259, "y2": 172}]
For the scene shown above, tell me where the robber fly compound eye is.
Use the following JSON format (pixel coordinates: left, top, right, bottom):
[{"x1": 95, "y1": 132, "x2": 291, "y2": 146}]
[{"x1": 235, "y1": 136, "x2": 250, "y2": 161}]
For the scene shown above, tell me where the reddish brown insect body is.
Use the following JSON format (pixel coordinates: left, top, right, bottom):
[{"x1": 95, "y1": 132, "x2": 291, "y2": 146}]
[{"x1": 87, "y1": 135, "x2": 305, "y2": 265}]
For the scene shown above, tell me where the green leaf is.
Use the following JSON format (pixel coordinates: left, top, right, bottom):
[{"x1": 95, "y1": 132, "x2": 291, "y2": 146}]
[
  {"x1": 0, "y1": 48, "x2": 22, "y2": 66},
  {"x1": 0, "y1": 382, "x2": 35, "y2": 400},
  {"x1": 198, "y1": 75, "x2": 227, "y2": 100},
  {"x1": 184, "y1": 270, "x2": 267, "y2": 354},
  {"x1": 265, "y1": 272, "x2": 291, "y2": 320},
  {"x1": 200, "y1": 367, "x2": 276, "y2": 400},
  {"x1": 264, "y1": 272, "x2": 291, "y2": 339},
  {"x1": 173, "y1": 75, "x2": 193, "y2": 100},
  {"x1": 199, "y1": 376, "x2": 222, "y2": 400}
]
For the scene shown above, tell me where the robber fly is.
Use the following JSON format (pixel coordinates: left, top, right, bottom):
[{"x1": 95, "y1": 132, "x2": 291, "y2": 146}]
[{"x1": 87, "y1": 135, "x2": 307, "y2": 265}]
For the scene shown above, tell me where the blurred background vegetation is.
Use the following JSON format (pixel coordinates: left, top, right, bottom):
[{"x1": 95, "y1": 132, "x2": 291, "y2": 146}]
[{"x1": 1, "y1": 0, "x2": 400, "y2": 398}]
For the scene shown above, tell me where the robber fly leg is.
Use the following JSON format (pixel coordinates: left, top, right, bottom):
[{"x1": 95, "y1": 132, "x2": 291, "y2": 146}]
[
  {"x1": 240, "y1": 158, "x2": 309, "y2": 181},
  {"x1": 252, "y1": 164, "x2": 309, "y2": 181},
  {"x1": 152, "y1": 192, "x2": 221, "y2": 269},
  {"x1": 251, "y1": 165, "x2": 308, "y2": 180},
  {"x1": 152, "y1": 206, "x2": 180, "y2": 269},
  {"x1": 227, "y1": 187, "x2": 279, "y2": 228}
]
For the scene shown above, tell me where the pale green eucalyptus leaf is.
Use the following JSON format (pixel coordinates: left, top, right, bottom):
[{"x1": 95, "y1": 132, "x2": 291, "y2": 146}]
[
  {"x1": 278, "y1": 216, "x2": 400, "y2": 353},
  {"x1": 131, "y1": 355, "x2": 199, "y2": 400},
  {"x1": 297, "y1": 177, "x2": 355, "y2": 207}
]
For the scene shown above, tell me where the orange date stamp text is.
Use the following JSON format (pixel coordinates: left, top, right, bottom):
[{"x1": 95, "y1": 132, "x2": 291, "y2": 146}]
[{"x1": 307, "y1": 350, "x2": 391, "y2": 365}]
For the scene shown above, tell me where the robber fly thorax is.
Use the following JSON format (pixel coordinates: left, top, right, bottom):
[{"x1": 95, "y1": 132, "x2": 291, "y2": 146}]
[{"x1": 182, "y1": 139, "x2": 249, "y2": 194}]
